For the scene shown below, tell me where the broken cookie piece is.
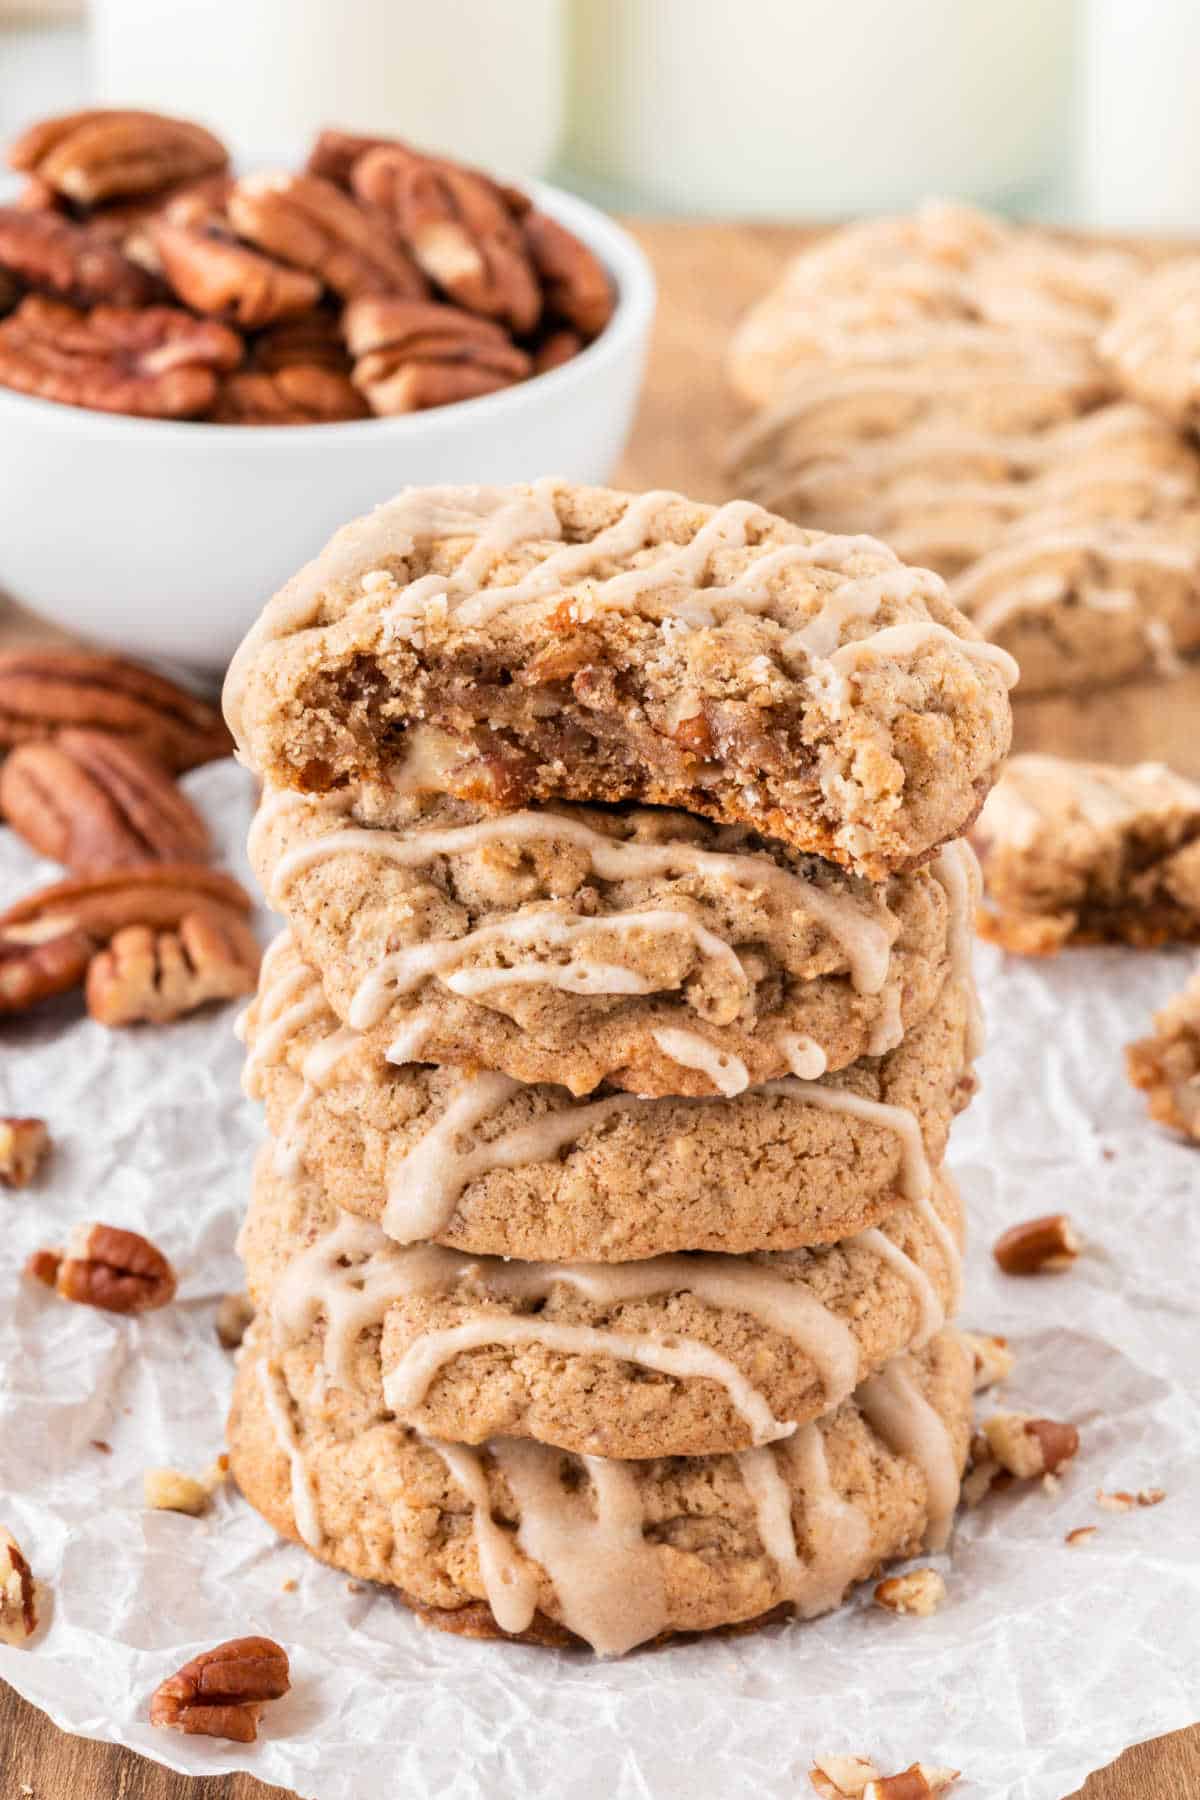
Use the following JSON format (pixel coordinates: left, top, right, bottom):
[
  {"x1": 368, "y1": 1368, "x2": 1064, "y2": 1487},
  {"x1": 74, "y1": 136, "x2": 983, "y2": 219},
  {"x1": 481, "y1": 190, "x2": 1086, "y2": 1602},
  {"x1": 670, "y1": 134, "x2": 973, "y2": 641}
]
[
  {"x1": 975, "y1": 753, "x2": 1200, "y2": 952},
  {"x1": 1127, "y1": 964, "x2": 1200, "y2": 1137}
]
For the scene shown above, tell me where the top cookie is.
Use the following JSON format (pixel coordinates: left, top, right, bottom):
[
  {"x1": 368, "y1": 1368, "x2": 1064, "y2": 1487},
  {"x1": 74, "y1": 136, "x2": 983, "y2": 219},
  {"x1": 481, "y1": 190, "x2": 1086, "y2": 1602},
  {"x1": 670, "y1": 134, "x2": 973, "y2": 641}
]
[
  {"x1": 224, "y1": 481, "x2": 1015, "y2": 880},
  {"x1": 727, "y1": 199, "x2": 1140, "y2": 408}
]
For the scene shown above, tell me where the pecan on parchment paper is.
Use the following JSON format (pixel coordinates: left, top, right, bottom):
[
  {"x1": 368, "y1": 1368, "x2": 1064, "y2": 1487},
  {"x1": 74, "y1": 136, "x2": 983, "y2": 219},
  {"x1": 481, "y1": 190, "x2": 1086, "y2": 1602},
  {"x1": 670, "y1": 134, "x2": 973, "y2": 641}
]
[
  {"x1": 0, "y1": 1117, "x2": 49, "y2": 1188},
  {"x1": 0, "y1": 206, "x2": 158, "y2": 308},
  {"x1": 0, "y1": 728, "x2": 211, "y2": 871},
  {"x1": 352, "y1": 144, "x2": 541, "y2": 333},
  {"x1": 86, "y1": 909, "x2": 260, "y2": 1025},
  {"x1": 343, "y1": 296, "x2": 531, "y2": 414},
  {"x1": 0, "y1": 929, "x2": 92, "y2": 1015},
  {"x1": 8, "y1": 108, "x2": 228, "y2": 206},
  {"x1": 150, "y1": 1636, "x2": 290, "y2": 1743},
  {"x1": 228, "y1": 170, "x2": 427, "y2": 301},
  {"x1": 0, "y1": 862, "x2": 254, "y2": 952},
  {"x1": 27, "y1": 1220, "x2": 177, "y2": 1312},
  {"x1": 0, "y1": 294, "x2": 242, "y2": 418},
  {"x1": 0, "y1": 648, "x2": 232, "y2": 770}
]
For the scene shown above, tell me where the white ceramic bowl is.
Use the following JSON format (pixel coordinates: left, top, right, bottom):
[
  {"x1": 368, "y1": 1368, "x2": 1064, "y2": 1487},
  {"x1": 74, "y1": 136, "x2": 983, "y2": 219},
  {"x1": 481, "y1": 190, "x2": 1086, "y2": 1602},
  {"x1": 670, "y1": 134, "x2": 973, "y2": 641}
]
[{"x1": 0, "y1": 183, "x2": 655, "y2": 672}]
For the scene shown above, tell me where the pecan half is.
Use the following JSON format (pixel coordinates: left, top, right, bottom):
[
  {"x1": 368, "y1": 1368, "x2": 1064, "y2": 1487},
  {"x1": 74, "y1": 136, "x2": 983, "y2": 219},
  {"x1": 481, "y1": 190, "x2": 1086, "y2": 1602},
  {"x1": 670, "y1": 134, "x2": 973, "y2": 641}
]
[
  {"x1": 8, "y1": 108, "x2": 228, "y2": 205},
  {"x1": 351, "y1": 144, "x2": 541, "y2": 333},
  {"x1": 0, "y1": 1117, "x2": 49, "y2": 1187},
  {"x1": 228, "y1": 171, "x2": 426, "y2": 301},
  {"x1": 150, "y1": 1636, "x2": 290, "y2": 1743},
  {"x1": 0, "y1": 1528, "x2": 38, "y2": 1646},
  {"x1": 0, "y1": 929, "x2": 92, "y2": 1014},
  {"x1": 0, "y1": 648, "x2": 232, "y2": 770},
  {"x1": 0, "y1": 206, "x2": 158, "y2": 307},
  {"x1": 211, "y1": 365, "x2": 368, "y2": 425},
  {"x1": 343, "y1": 296, "x2": 530, "y2": 415},
  {"x1": 0, "y1": 295, "x2": 242, "y2": 419},
  {"x1": 305, "y1": 127, "x2": 399, "y2": 189},
  {"x1": 85, "y1": 910, "x2": 260, "y2": 1025},
  {"x1": 249, "y1": 308, "x2": 349, "y2": 374},
  {"x1": 523, "y1": 209, "x2": 615, "y2": 339},
  {"x1": 532, "y1": 326, "x2": 585, "y2": 374},
  {"x1": 0, "y1": 863, "x2": 253, "y2": 949},
  {"x1": 148, "y1": 220, "x2": 322, "y2": 329},
  {"x1": 0, "y1": 728, "x2": 210, "y2": 871},
  {"x1": 27, "y1": 1221, "x2": 177, "y2": 1312}
]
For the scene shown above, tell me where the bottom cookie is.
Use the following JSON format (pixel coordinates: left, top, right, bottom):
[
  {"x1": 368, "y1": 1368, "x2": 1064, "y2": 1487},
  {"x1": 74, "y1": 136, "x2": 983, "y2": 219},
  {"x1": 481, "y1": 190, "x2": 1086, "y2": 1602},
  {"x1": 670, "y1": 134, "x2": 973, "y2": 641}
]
[{"x1": 228, "y1": 1327, "x2": 972, "y2": 1655}]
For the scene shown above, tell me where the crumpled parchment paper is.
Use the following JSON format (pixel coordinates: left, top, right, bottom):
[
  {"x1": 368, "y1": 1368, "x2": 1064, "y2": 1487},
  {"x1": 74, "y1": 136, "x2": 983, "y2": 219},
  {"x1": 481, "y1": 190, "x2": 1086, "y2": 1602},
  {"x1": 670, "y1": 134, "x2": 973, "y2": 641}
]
[{"x1": 1, "y1": 758, "x2": 1198, "y2": 1800}]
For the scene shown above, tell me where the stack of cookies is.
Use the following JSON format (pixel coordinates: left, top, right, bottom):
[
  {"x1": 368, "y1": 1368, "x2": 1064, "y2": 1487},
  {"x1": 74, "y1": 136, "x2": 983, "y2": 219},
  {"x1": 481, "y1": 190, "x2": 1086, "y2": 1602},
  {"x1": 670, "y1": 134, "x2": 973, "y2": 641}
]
[
  {"x1": 726, "y1": 200, "x2": 1200, "y2": 697},
  {"x1": 223, "y1": 479, "x2": 1014, "y2": 1653}
]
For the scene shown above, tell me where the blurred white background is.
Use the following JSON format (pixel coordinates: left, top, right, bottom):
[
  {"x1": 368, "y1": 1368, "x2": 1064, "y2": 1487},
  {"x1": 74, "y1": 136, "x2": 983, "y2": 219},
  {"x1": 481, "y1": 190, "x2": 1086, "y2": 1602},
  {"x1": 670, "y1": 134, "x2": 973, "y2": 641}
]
[{"x1": 1, "y1": 0, "x2": 1198, "y2": 230}]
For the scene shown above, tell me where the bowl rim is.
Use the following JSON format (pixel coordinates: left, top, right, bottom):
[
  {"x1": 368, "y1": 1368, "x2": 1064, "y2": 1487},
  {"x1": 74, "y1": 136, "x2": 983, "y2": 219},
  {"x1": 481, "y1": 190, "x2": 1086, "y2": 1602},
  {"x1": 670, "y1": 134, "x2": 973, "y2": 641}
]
[{"x1": 0, "y1": 179, "x2": 656, "y2": 447}]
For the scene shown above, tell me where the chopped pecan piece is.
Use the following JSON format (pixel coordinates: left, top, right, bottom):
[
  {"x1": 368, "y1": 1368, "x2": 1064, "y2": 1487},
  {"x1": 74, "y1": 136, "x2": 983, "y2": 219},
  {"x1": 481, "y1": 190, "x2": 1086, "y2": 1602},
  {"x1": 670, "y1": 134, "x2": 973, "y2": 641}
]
[
  {"x1": 993, "y1": 1213, "x2": 1081, "y2": 1275},
  {"x1": 148, "y1": 220, "x2": 322, "y2": 329},
  {"x1": 810, "y1": 1757, "x2": 881, "y2": 1798},
  {"x1": 0, "y1": 647, "x2": 232, "y2": 769},
  {"x1": 8, "y1": 108, "x2": 228, "y2": 205},
  {"x1": 0, "y1": 1117, "x2": 49, "y2": 1187},
  {"x1": 215, "y1": 1290, "x2": 255, "y2": 1349},
  {"x1": 0, "y1": 295, "x2": 242, "y2": 419},
  {"x1": 1065, "y1": 1525, "x2": 1098, "y2": 1547},
  {"x1": 863, "y1": 1769, "x2": 959, "y2": 1800},
  {"x1": 352, "y1": 144, "x2": 541, "y2": 332},
  {"x1": 0, "y1": 728, "x2": 210, "y2": 871},
  {"x1": 0, "y1": 1528, "x2": 38, "y2": 1646},
  {"x1": 0, "y1": 207, "x2": 158, "y2": 307},
  {"x1": 962, "y1": 1331, "x2": 1015, "y2": 1392},
  {"x1": 873, "y1": 1568, "x2": 946, "y2": 1617},
  {"x1": 982, "y1": 1412, "x2": 1080, "y2": 1479},
  {"x1": 228, "y1": 170, "x2": 426, "y2": 301},
  {"x1": 0, "y1": 928, "x2": 92, "y2": 1014},
  {"x1": 150, "y1": 1636, "x2": 290, "y2": 1743},
  {"x1": 0, "y1": 862, "x2": 253, "y2": 950},
  {"x1": 344, "y1": 296, "x2": 530, "y2": 414},
  {"x1": 85, "y1": 910, "x2": 260, "y2": 1025},
  {"x1": 28, "y1": 1221, "x2": 177, "y2": 1312},
  {"x1": 532, "y1": 326, "x2": 585, "y2": 374},
  {"x1": 144, "y1": 1466, "x2": 212, "y2": 1515},
  {"x1": 523, "y1": 208, "x2": 615, "y2": 339},
  {"x1": 211, "y1": 365, "x2": 368, "y2": 425}
]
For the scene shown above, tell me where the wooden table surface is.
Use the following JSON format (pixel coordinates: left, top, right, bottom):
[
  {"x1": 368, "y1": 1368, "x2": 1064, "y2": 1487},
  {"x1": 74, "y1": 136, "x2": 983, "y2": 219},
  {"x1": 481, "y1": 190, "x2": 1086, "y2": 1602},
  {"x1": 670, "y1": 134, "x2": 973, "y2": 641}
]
[{"x1": 2, "y1": 218, "x2": 1198, "y2": 1799}]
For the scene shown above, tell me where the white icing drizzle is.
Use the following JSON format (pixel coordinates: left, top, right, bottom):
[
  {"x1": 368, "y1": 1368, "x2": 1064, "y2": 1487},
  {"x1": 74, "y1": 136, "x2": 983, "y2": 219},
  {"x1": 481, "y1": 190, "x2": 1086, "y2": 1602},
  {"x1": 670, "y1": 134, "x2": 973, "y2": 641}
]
[
  {"x1": 273, "y1": 1024, "x2": 359, "y2": 1177},
  {"x1": 866, "y1": 981, "x2": 904, "y2": 1057},
  {"x1": 827, "y1": 620, "x2": 1019, "y2": 687},
  {"x1": 649, "y1": 1027, "x2": 750, "y2": 1096},
  {"x1": 850, "y1": 1228, "x2": 944, "y2": 1347},
  {"x1": 382, "y1": 1071, "x2": 530, "y2": 1242},
  {"x1": 738, "y1": 1421, "x2": 871, "y2": 1618},
  {"x1": 242, "y1": 952, "x2": 326, "y2": 1086},
  {"x1": 777, "y1": 1031, "x2": 828, "y2": 1079},
  {"x1": 421, "y1": 1437, "x2": 540, "y2": 1636},
  {"x1": 258, "y1": 1360, "x2": 323, "y2": 1550},
  {"x1": 933, "y1": 840, "x2": 985, "y2": 1060},
  {"x1": 267, "y1": 810, "x2": 895, "y2": 999},
  {"x1": 857, "y1": 1353, "x2": 961, "y2": 1551},
  {"x1": 384, "y1": 1318, "x2": 795, "y2": 1446},
  {"x1": 913, "y1": 1187, "x2": 964, "y2": 1314},
  {"x1": 490, "y1": 1441, "x2": 668, "y2": 1656},
  {"x1": 384, "y1": 1015, "x2": 434, "y2": 1065}
]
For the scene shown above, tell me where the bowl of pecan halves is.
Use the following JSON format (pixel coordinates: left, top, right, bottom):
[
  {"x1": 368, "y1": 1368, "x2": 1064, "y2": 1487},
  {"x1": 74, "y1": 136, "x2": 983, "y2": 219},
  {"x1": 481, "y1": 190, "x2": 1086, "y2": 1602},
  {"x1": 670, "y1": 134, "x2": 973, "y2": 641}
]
[{"x1": 0, "y1": 108, "x2": 655, "y2": 670}]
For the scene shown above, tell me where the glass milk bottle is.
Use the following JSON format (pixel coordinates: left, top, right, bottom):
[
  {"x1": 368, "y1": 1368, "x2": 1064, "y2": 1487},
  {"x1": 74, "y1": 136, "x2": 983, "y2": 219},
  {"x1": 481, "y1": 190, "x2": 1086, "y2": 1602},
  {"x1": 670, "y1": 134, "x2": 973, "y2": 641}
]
[
  {"x1": 92, "y1": 0, "x2": 564, "y2": 177},
  {"x1": 564, "y1": 0, "x2": 1071, "y2": 217},
  {"x1": 1076, "y1": 0, "x2": 1200, "y2": 230}
]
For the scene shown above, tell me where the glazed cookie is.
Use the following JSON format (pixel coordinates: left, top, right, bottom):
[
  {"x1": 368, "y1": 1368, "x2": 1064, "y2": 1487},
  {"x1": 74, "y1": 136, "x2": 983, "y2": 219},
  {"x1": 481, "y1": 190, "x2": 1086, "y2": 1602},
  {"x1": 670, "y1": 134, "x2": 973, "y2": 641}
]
[
  {"x1": 726, "y1": 199, "x2": 1138, "y2": 408},
  {"x1": 239, "y1": 1151, "x2": 964, "y2": 1459},
  {"x1": 975, "y1": 753, "x2": 1200, "y2": 953},
  {"x1": 1127, "y1": 966, "x2": 1200, "y2": 1139},
  {"x1": 248, "y1": 782, "x2": 976, "y2": 1097},
  {"x1": 1101, "y1": 258, "x2": 1200, "y2": 434},
  {"x1": 732, "y1": 388, "x2": 1198, "y2": 583},
  {"x1": 240, "y1": 937, "x2": 977, "y2": 1260},
  {"x1": 948, "y1": 514, "x2": 1200, "y2": 695},
  {"x1": 223, "y1": 480, "x2": 1016, "y2": 881},
  {"x1": 228, "y1": 1326, "x2": 972, "y2": 1653}
]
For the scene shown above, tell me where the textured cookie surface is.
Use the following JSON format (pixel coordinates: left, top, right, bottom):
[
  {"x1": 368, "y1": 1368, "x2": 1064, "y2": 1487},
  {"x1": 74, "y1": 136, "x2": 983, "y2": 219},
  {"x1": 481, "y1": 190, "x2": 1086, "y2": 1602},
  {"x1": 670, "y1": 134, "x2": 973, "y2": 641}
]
[
  {"x1": 1102, "y1": 258, "x2": 1200, "y2": 433},
  {"x1": 1127, "y1": 966, "x2": 1200, "y2": 1138},
  {"x1": 241, "y1": 936, "x2": 977, "y2": 1260},
  {"x1": 726, "y1": 200, "x2": 1139, "y2": 408},
  {"x1": 248, "y1": 782, "x2": 973, "y2": 1097},
  {"x1": 239, "y1": 1151, "x2": 965, "y2": 1459},
  {"x1": 227, "y1": 1326, "x2": 972, "y2": 1653},
  {"x1": 223, "y1": 480, "x2": 1015, "y2": 881},
  {"x1": 975, "y1": 753, "x2": 1200, "y2": 953}
]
